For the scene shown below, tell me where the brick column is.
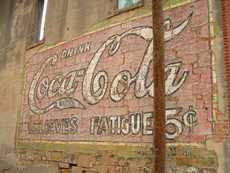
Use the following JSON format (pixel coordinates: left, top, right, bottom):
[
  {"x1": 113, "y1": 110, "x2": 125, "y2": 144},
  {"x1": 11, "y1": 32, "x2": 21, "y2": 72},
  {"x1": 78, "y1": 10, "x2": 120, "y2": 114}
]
[
  {"x1": 213, "y1": 0, "x2": 230, "y2": 143},
  {"x1": 220, "y1": 0, "x2": 230, "y2": 114}
]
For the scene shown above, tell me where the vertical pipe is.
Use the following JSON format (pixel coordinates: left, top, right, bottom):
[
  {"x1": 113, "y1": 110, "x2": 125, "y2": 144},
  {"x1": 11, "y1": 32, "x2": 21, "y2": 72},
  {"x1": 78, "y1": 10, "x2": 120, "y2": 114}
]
[{"x1": 152, "y1": 0, "x2": 166, "y2": 173}]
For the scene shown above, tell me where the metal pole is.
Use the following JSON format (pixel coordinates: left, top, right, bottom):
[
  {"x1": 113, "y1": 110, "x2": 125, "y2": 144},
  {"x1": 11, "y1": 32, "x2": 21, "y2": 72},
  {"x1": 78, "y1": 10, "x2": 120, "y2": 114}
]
[{"x1": 152, "y1": 0, "x2": 166, "y2": 173}]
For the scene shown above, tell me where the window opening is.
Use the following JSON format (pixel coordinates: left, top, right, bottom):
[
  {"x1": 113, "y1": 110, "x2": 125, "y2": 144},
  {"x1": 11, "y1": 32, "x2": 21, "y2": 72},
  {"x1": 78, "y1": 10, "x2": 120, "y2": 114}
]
[
  {"x1": 37, "y1": 0, "x2": 48, "y2": 41},
  {"x1": 117, "y1": 0, "x2": 141, "y2": 10}
]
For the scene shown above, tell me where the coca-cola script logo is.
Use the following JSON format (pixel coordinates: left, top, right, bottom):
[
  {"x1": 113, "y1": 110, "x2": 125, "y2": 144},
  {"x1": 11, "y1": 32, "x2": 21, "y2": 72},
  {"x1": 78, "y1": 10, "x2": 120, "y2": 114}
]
[{"x1": 28, "y1": 12, "x2": 193, "y2": 115}]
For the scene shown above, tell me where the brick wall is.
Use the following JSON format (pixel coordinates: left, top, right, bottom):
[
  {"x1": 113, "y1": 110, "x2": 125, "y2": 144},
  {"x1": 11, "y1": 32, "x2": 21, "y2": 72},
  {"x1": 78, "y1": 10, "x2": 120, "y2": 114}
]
[
  {"x1": 16, "y1": 1, "x2": 224, "y2": 172},
  {"x1": 13, "y1": 0, "x2": 230, "y2": 172}
]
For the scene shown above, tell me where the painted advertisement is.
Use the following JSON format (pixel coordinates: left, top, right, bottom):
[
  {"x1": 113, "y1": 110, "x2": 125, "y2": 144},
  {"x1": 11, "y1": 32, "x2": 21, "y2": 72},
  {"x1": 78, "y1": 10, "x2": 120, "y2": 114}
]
[{"x1": 18, "y1": 0, "x2": 212, "y2": 144}]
